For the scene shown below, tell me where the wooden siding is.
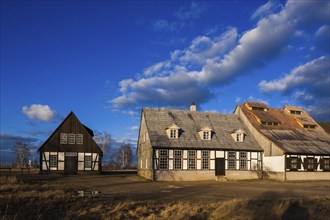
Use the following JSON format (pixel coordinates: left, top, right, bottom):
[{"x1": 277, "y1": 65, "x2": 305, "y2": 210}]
[{"x1": 38, "y1": 112, "x2": 102, "y2": 153}]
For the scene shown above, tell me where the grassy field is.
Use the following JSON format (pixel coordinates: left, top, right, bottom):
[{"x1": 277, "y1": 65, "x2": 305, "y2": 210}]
[{"x1": 1, "y1": 176, "x2": 329, "y2": 220}]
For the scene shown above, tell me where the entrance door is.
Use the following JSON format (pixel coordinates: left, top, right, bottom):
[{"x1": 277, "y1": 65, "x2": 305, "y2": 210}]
[
  {"x1": 215, "y1": 158, "x2": 225, "y2": 176},
  {"x1": 65, "y1": 153, "x2": 78, "y2": 174}
]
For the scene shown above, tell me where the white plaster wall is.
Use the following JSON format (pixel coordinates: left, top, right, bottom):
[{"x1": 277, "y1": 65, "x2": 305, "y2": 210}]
[
  {"x1": 58, "y1": 152, "x2": 64, "y2": 160},
  {"x1": 183, "y1": 159, "x2": 187, "y2": 170},
  {"x1": 216, "y1": 151, "x2": 224, "y2": 158},
  {"x1": 58, "y1": 161, "x2": 64, "y2": 170},
  {"x1": 210, "y1": 151, "x2": 215, "y2": 159},
  {"x1": 210, "y1": 160, "x2": 215, "y2": 169},
  {"x1": 78, "y1": 153, "x2": 84, "y2": 161},
  {"x1": 263, "y1": 156, "x2": 285, "y2": 172},
  {"x1": 78, "y1": 162, "x2": 84, "y2": 170}
]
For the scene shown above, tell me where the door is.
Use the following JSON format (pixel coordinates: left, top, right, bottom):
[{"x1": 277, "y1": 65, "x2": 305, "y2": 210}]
[
  {"x1": 215, "y1": 158, "x2": 225, "y2": 176},
  {"x1": 65, "y1": 153, "x2": 78, "y2": 174}
]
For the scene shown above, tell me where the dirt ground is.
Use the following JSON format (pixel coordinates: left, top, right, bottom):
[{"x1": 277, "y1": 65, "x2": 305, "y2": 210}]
[{"x1": 20, "y1": 171, "x2": 330, "y2": 202}]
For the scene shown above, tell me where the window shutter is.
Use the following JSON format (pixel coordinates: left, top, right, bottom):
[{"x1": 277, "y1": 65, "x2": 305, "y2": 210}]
[
  {"x1": 286, "y1": 157, "x2": 291, "y2": 170},
  {"x1": 313, "y1": 158, "x2": 318, "y2": 170},
  {"x1": 320, "y1": 158, "x2": 324, "y2": 170}
]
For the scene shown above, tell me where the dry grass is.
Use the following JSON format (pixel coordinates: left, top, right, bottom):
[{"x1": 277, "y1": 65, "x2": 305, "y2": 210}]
[{"x1": 0, "y1": 176, "x2": 329, "y2": 220}]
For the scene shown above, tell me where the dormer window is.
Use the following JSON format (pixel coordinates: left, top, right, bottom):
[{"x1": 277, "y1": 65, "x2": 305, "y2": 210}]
[
  {"x1": 203, "y1": 131, "x2": 210, "y2": 140},
  {"x1": 261, "y1": 121, "x2": 279, "y2": 126},
  {"x1": 166, "y1": 124, "x2": 180, "y2": 139},
  {"x1": 290, "y1": 110, "x2": 302, "y2": 115},
  {"x1": 198, "y1": 126, "x2": 212, "y2": 140},
  {"x1": 303, "y1": 124, "x2": 316, "y2": 129},
  {"x1": 231, "y1": 129, "x2": 246, "y2": 142},
  {"x1": 170, "y1": 129, "x2": 177, "y2": 139},
  {"x1": 236, "y1": 133, "x2": 244, "y2": 142}
]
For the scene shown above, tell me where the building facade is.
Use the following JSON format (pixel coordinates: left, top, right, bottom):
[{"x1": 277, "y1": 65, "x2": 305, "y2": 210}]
[
  {"x1": 138, "y1": 104, "x2": 263, "y2": 181},
  {"x1": 38, "y1": 112, "x2": 102, "y2": 174},
  {"x1": 234, "y1": 102, "x2": 330, "y2": 181}
]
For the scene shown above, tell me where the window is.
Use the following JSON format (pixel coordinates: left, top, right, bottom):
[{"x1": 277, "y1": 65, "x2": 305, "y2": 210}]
[
  {"x1": 261, "y1": 122, "x2": 267, "y2": 125},
  {"x1": 188, "y1": 150, "x2": 196, "y2": 170},
  {"x1": 60, "y1": 133, "x2": 67, "y2": 144},
  {"x1": 85, "y1": 156, "x2": 92, "y2": 169},
  {"x1": 286, "y1": 156, "x2": 301, "y2": 171},
  {"x1": 174, "y1": 150, "x2": 182, "y2": 170},
  {"x1": 228, "y1": 151, "x2": 236, "y2": 169},
  {"x1": 290, "y1": 110, "x2": 302, "y2": 115},
  {"x1": 68, "y1": 133, "x2": 75, "y2": 144},
  {"x1": 170, "y1": 129, "x2": 177, "y2": 139},
  {"x1": 159, "y1": 149, "x2": 168, "y2": 170},
  {"x1": 76, "y1": 134, "x2": 83, "y2": 144},
  {"x1": 303, "y1": 125, "x2": 316, "y2": 129},
  {"x1": 202, "y1": 150, "x2": 209, "y2": 170},
  {"x1": 304, "y1": 158, "x2": 317, "y2": 171},
  {"x1": 240, "y1": 152, "x2": 247, "y2": 170},
  {"x1": 203, "y1": 131, "x2": 210, "y2": 140},
  {"x1": 322, "y1": 158, "x2": 330, "y2": 171},
  {"x1": 236, "y1": 133, "x2": 243, "y2": 142},
  {"x1": 252, "y1": 107, "x2": 265, "y2": 111},
  {"x1": 49, "y1": 155, "x2": 58, "y2": 167}
]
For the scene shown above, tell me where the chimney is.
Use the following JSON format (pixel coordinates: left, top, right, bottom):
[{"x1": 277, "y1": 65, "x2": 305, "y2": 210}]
[{"x1": 190, "y1": 102, "x2": 197, "y2": 112}]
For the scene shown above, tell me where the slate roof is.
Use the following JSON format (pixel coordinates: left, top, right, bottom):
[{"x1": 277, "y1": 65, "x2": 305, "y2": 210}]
[
  {"x1": 143, "y1": 108, "x2": 263, "y2": 151},
  {"x1": 238, "y1": 104, "x2": 330, "y2": 155}
]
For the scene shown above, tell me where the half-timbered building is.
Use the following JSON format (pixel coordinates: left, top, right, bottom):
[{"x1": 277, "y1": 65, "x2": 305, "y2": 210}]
[
  {"x1": 138, "y1": 104, "x2": 263, "y2": 181},
  {"x1": 234, "y1": 102, "x2": 330, "y2": 180},
  {"x1": 38, "y1": 112, "x2": 102, "y2": 174}
]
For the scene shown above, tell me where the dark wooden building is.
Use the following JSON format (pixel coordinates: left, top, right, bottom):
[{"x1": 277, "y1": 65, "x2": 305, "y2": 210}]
[{"x1": 38, "y1": 112, "x2": 102, "y2": 174}]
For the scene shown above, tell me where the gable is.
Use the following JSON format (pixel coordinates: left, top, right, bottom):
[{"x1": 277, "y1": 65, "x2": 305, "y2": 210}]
[{"x1": 38, "y1": 112, "x2": 102, "y2": 154}]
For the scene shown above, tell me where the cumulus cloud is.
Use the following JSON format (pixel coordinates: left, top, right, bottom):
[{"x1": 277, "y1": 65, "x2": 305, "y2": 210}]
[
  {"x1": 174, "y1": 1, "x2": 208, "y2": 20},
  {"x1": 259, "y1": 56, "x2": 330, "y2": 120},
  {"x1": 22, "y1": 104, "x2": 55, "y2": 122},
  {"x1": 130, "y1": 126, "x2": 139, "y2": 131},
  {"x1": 259, "y1": 56, "x2": 329, "y2": 95},
  {"x1": 111, "y1": 0, "x2": 329, "y2": 110},
  {"x1": 251, "y1": 0, "x2": 282, "y2": 20}
]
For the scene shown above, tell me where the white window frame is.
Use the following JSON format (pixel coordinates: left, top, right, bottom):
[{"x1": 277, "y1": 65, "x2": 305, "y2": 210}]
[
  {"x1": 76, "y1": 134, "x2": 83, "y2": 145},
  {"x1": 60, "y1": 133, "x2": 67, "y2": 144},
  {"x1": 202, "y1": 150, "x2": 209, "y2": 170},
  {"x1": 159, "y1": 149, "x2": 168, "y2": 170},
  {"x1": 228, "y1": 151, "x2": 236, "y2": 170},
  {"x1": 239, "y1": 152, "x2": 247, "y2": 170},
  {"x1": 68, "y1": 133, "x2": 75, "y2": 144},
  {"x1": 84, "y1": 155, "x2": 92, "y2": 169},
  {"x1": 170, "y1": 129, "x2": 177, "y2": 139},
  {"x1": 203, "y1": 131, "x2": 210, "y2": 140},
  {"x1": 49, "y1": 155, "x2": 58, "y2": 168},
  {"x1": 188, "y1": 150, "x2": 196, "y2": 170},
  {"x1": 174, "y1": 150, "x2": 182, "y2": 170}
]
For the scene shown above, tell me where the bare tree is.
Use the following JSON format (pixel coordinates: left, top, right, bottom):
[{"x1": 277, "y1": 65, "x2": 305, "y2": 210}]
[
  {"x1": 119, "y1": 144, "x2": 132, "y2": 169},
  {"x1": 13, "y1": 142, "x2": 30, "y2": 168},
  {"x1": 94, "y1": 132, "x2": 111, "y2": 154}
]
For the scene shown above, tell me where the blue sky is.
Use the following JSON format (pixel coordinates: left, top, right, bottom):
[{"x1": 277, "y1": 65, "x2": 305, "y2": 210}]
[{"x1": 1, "y1": 0, "x2": 329, "y2": 164}]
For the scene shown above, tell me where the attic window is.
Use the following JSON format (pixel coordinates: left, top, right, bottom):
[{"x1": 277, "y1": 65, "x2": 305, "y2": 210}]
[
  {"x1": 166, "y1": 124, "x2": 180, "y2": 139},
  {"x1": 231, "y1": 129, "x2": 246, "y2": 142},
  {"x1": 261, "y1": 121, "x2": 279, "y2": 126},
  {"x1": 60, "y1": 133, "x2": 68, "y2": 144},
  {"x1": 203, "y1": 131, "x2": 210, "y2": 140},
  {"x1": 252, "y1": 107, "x2": 265, "y2": 111},
  {"x1": 303, "y1": 125, "x2": 316, "y2": 129},
  {"x1": 236, "y1": 133, "x2": 244, "y2": 142},
  {"x1": 290, "y1": 110, "x2": 302, "y2": 115},
  {"x1": 198, "y1": 127, "x2": 212, "y2": 140},
  {"x1": 170, "y1": 129, "x2": 177, "y2": 139}
]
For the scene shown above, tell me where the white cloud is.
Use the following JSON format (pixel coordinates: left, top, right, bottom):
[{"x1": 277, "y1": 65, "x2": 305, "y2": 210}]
[
  {"x1": 259, "y1": 56, "x2": 330, "y2": 121},
  {"x1": 130, "y1": 126, "x2": 139, "y2": 131},
  {"x1": 259, "y1": 56, "x2": 329, "y2": 94},
  {"x1": 22, "y1": 104, "x2": 55, "y2": 122},
  {"x1": 174, "y1": 1, "x2": 208, "y2": 20},
  {"x1": 251, "y1": 1, "x2": 282, "y2": 20},
  {"x1": 111, "y1": 0, "x2": 329, "y2": 110}
]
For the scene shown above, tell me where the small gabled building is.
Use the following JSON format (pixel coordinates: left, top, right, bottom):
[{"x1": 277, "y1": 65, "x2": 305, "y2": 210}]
[
  {"x1": 234, "y1": 102, "x2": 330, "y2": 181},
  {"x1": 38, "y1": 112, "x2": 102, "y2": 174},
  {"x1": 137, "y1": 104, "x2": 263, "y2": 181}
]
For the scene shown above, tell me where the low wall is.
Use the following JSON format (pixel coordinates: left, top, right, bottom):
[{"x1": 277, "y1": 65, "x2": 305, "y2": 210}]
[
  {"x1": 286, "y1": 171, "x2": 330, "y2": 181},
  {"x1": 154, "y1": 170, "x2": 260, "y2": 181},
  {"x1": 225, "y1": 170, "x2": 259, "y2": 180}
]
